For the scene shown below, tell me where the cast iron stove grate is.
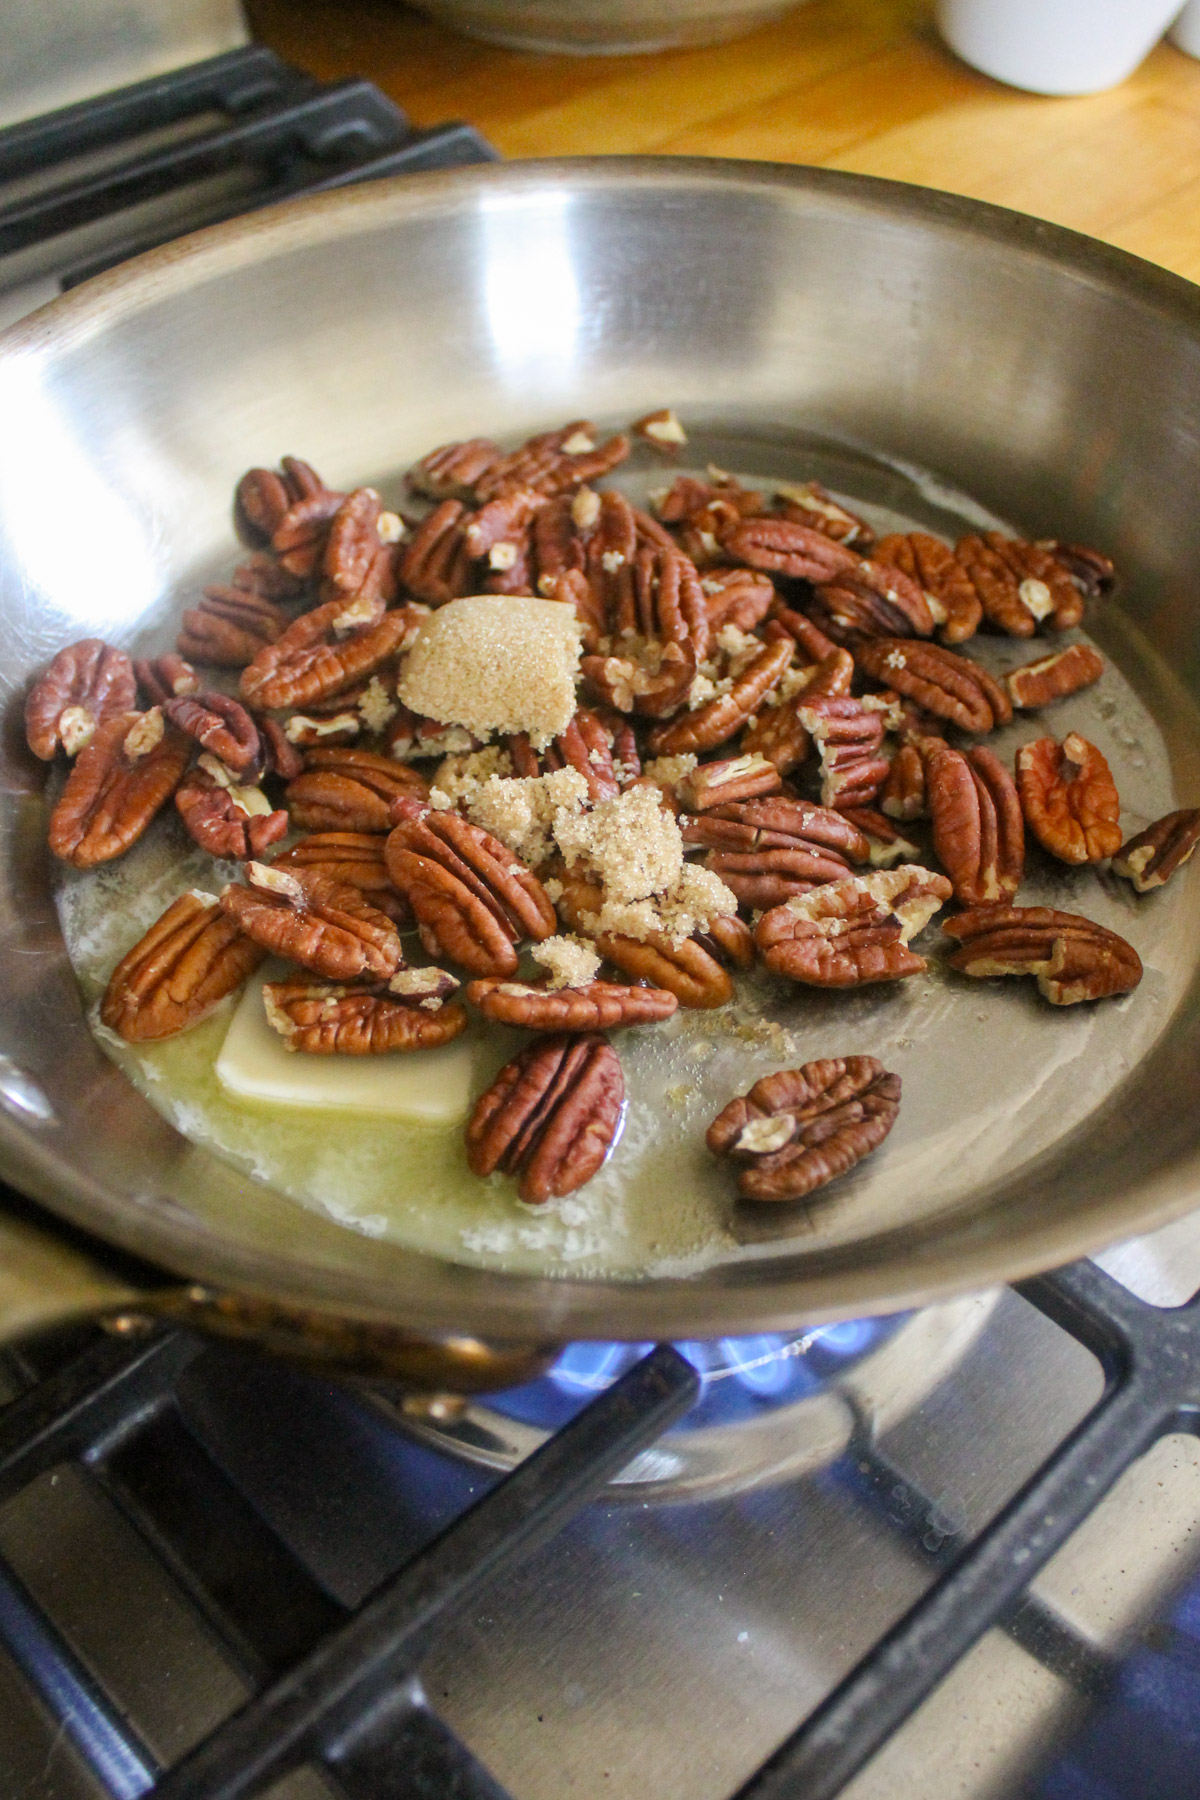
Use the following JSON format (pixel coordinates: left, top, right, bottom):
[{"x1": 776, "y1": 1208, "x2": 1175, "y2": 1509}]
[
  {"x1": 0, "y1": 42, "x2": 495, "y2": 308},
  {"x1": 1, "y1": 1259, "x2": 1199, "y2": 1798}
]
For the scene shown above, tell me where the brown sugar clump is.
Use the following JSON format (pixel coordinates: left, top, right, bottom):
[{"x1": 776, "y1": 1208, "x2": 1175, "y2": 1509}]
[{"x1": 398, "y1": 596, "x2": 582, "y2": 748}]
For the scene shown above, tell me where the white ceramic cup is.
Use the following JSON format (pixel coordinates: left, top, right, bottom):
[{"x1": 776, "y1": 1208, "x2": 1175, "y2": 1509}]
[
  {"x1": 937, "y1": 0, "x2": 1184, "y2": 95},
  {"x1": 1171, "y1": 0, "x2": 1200, "y2": 55}
]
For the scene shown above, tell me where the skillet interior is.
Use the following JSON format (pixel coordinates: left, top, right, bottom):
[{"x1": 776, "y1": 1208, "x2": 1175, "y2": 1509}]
[{"x1": 2, "y1": 157, "x2": 1200, "y2": 1339}]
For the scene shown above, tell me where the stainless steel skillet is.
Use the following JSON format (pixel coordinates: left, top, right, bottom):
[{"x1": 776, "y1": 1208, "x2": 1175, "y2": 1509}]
[{"x1": 2, "y1": 157, "x2": 1200, "y2": 1382}]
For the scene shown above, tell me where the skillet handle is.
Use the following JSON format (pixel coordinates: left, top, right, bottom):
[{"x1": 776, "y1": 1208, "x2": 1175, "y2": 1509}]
[{"x1": 0, "y1": 1199, "x2": 559, "y2": 1394}]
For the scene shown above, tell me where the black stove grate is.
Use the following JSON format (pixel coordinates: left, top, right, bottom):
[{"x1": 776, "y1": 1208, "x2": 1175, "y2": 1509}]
[
  {"x1": 1, "y1": 1261, "x2": 1199, "y2": 1797},
  {"x1": 0, "y1": 1324, "x2": 699, "y2": 1799},
  {"x1": 0, "y1": 44, "x2": 495, "y2": 300}
]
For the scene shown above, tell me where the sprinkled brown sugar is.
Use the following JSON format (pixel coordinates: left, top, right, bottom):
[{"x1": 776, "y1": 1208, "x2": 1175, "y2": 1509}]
[
  {"x1": 398, "y1": 595, "x2": 583, "y2": 749},
  {"x1": 530, "y1": 935, "x2": 602, "y2": 989},
  {"x1": 466, "y1": 766, "x2": 588, "y2": 866},
  {"x1": 555, "y1": 785, "x2": 683, "y2": 904}
]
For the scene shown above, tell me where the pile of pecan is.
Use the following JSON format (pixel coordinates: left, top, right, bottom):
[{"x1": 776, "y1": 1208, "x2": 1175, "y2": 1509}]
[{"x1": 28, "y1": 411, "x2": 1196, "y2": 1216}]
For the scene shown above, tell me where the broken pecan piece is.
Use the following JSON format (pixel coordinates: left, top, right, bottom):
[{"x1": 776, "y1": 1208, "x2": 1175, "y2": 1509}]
[
  {"x1": 399, "y1": 500, "x2": 475, "y2": 607},
  {"x1": 1016, "y1": 733, "x2": 1122, "y2": 864},
  {"x1": 837, "y1": 808, "x2": 922, "y2": 867},
  {"x1": 725, "y1": 518, "x2": 862, "y2": 584},
  {"x1": 134, "y1": 654, "x2": 199, "y2": 708},
  {"x1": 755, "y1": 866, "x2": 951, "y2": 988},
  {"x1": 219, "y1": 862, "x2": 402, "y2": 982},
  {"x1": 740, "y1": 646, "x2": 854, "y2": 776},
  {"x1": 26, "y1": 639, "x2": 136, "y2": 760},
  {"x1": 273, "y1": 832, "x2": 409, "y2": 923},
  {"x1": 100, "y1": 891, "x2": 266, "y2": 1042},
  {"x1": 179, "y1": 585, "x2": 287, "y2": 668},
  {"x1": 48, "y1": 710, "x2": 191, "y2": 868},
  {"x1": 774, "y1": 481, "x2": 873, "y2": 549},
  {"x1": 956, "y1": 533, "x2": 1084, "y2": 635},
  {"x1": 925, "y1": 742, "x2": 1024, "y2": 906},
  {"x1": 855, "y1": 639, "x2": 1011, "y2": 733},
  {"x1": 879, "y1": 741, "x2": 927, "y2": 821},
  {"x1": 163, "y1": 690, "x2": 262, "y2": 777},
  {"x1": 466, "y1": 1032, "x2": 625, "y2": 1204},
  {"x1": 1042, "y1": 542, "x2": 1115, "y2": 598},
  {"x1": 240, "y1": 599, "x2": 417, "y2": 711},
  {"x1": 676, "y1": 754, "x2": 783, "y2": 811},
  {"x1": 467, "y1": 978, "x2": 678, "y2": 1032},
  {"x1": 175, "y1": 758, "x2": 289, "y2": 860},
  {"x1": 797, "y1": 695, "x2": 890, "y2": 808},
  {"x1": 385, "y1": 800, "x2": 557, "y2": 977},
  {"x1": 707, "y1": 1057, "x2": 901, "y2": 1203},
  {"x1": 872, "y1": 532, "x2": 982, "y2": 645},
  {"x1": 943, "y1": 906, "x2": 1142, "y2": 1004},
  {"x1": 1113, "y1": 809, "x2": 1200, "y2": 893},
  {"x1": 632, "y1": 408, "x2": 687, "y2": 451},
  {"x1": 285, "y1": 747, "x2": 429, "y2": 833},
  {"x1": 1004, "y1": 642, "x2": 1105, "y2": 710},
  {"x1": 262, "y1": 976, "x2": 467, "y2": 1054},
  {"x1": 648, "y1": 637, "x2": 793, "y2": 755}
]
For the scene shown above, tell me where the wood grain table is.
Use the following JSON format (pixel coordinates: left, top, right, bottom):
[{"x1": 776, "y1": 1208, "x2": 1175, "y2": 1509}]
[{"x1": 248, "y1": 0, "x2": 1200, "y2": 282}]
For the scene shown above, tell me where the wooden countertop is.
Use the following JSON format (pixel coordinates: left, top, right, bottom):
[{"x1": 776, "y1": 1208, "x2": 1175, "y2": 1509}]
[{"x1": 248, "y1": 0, "x2": 1200, "y2": 283}]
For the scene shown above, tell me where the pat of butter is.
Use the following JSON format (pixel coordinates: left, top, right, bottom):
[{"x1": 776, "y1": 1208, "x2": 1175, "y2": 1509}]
[{"x1": 215, "y1": 979, "x2": 473, "y2": 1123}]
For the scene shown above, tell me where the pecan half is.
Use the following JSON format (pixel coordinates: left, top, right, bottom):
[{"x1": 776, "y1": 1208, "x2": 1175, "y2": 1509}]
[
  {"x1": 262, "y1": 976, "x2": 467, "y2": 1054},
  {"x1": 755, "y1": 866, "x2": 951, "y2": 987},
  {"x1": 880, "y1": 742, "x2": 927, "y2": 821},
  {"x1": 943, "y1": 906, "x2": 1142, "y2": 1004},
  {"x1": 235, "y1": 456, "x2": 338, "y2": 551},
  {"x1": 554, "y1": 873, "x2": 735, "y2": 1008},
  {"x1": 179, "y1": 585, "x2": 287, "y2": 668},
  {"x1": 836, "y1": 808, "x2": 922, "y2": 867},
  {"x1": 1016, "y1": 733, "x2": 1122, "y2": 864},
  {"x1": 269, "y1": 468, "x2": 349, "y2": 579},
  {"x1": 740, "y1": 646, "x2": 854, "y2": 776},
  {"x1": 175, "y1": 758, "x2": 289, "y2": 860},
  {"x1": 240, "y1": 599, "x2": 416, "y2": 711},
  {"x1": 797, "y1": 696, "x2": 890, "y2": 808},
  {"x1": 466, "y1": 1032, "x2": 624, "y2": 1204},
  {"x1": 467, "y1": 977, "x2": 678, "y2": 1031},
  {"x1": 707, "y1": 1057, "x2": 900, "y2": 1203},
  {"x1": 475, "y1": 422, "x2": 630, "y2": 502},
  {"x1": 648, "y1": 637, "x2": 793, "y2": 755},
  {"x1": 699, "y1": 569, "x2": 776, "y2": 634},
  {"x1": 100, "y1": 892, "x2": 266, "y2": 1042},
  {"x1": 163, "y1": 690, "x2": 262, "y2": 777},
  {"x1": 1113, "y1": 808, "x2": 1200, "y2": 893},
  {"x1": 385, "y1": 800, "x2": 557, "y2": 977},
  {"x1": 855, "y1": 639, "x2": 1012, "y2": 733},
  {"x1": 273, "y1": 831, "x2": 409, "y2": 923},
  {"x1": 506, "y1": 707, "x2": 622, "y2": 802},
  {"x1": 259, "y1": 717, "x2": 305, "y2": 782},
  {"x1": 810, "y1": 559, "x2": 935, "y2": 643},
  {"x1": 872, "y1": 532, "x2": 981, "y2": 644},
  {"x1": 219, "y1": 862, "x2": 402, "y2": 981},
  {"x1": 925, "y1": 742, "x2": 1023, "y2": 906},
  {"x1": 134, "y1": 654, "x2": 199, "y2": 708},
  {"x1": 613, "y1": 546, "x2": 710, "y2": 663},
  {"x1": 677, "y1": 754, "x2": 783, "y2": 811},
  {"x1": 774, "y1": 480, "x2": 873, "y2": 549},
  {"x1": 682, "y1": 797, "x2": 866, "y2": 909},
  {"x1": 48, "y1": 710, "x2": 191, "y2": 868},
  {"x1": 26, "y1": 639, "x2": 136, "y2": 760},
  {"x1": 956, "y1": 533, "x2": 1083, "y2": 635},
  {"x1": 1042, "y1": 542, "x2": 1115, "y2": 598},
  {"x1": 725, "y1": 518, "x2": 861, "y2": 584},
  {"x1": 580, "y1": 637, "x2": 696, "y2": 721},
  {"x1": 399, "y1": 500, "x2": 475, "y2": 607},
  {"x1": 408, "y1": 438, "x2": 503, "y2": 501},
  {"x1": 1005, "y1": 642, "x2": 1105, "y2": 710},
  {"x1": 322, "y1": 488, "x2": 399, "y2": 599},
  {"x1": 285, "y1": 747, "x2": 429, "y2": 833}
]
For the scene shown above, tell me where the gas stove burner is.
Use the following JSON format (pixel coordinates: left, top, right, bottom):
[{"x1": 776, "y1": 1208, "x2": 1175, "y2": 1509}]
[{"x1": 383, "y1": 1293, "x2": 999, "y2": 1503}]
